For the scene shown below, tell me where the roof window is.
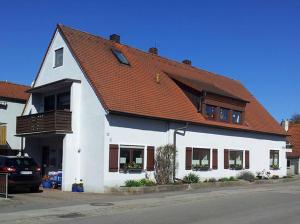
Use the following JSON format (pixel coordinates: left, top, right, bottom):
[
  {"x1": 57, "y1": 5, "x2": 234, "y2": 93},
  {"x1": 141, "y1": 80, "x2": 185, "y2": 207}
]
[{"x1": 111, "y1": 49, "x2": 130, "y2": 65}]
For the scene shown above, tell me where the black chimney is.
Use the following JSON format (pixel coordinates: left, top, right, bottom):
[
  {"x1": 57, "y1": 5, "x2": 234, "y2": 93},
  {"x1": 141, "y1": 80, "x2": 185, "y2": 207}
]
[
  {"x1": 110, "y1": 34, "x2": 120, "y2": 43},
  {"x1": 182, "y1": 59, "x2": 192, "y2": 65},
  {"x1": 149, "y1": 47, "x2": 158, "y2": 55}
]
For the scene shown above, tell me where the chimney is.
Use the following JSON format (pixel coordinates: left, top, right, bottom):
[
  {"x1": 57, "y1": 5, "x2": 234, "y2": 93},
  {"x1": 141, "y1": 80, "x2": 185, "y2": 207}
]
[
  {"x1": 149, "y1": 47, "x2": 158, "y2": 55},
  {"x1": 110, "y1": 34, "x2": 120, "y2": 43},
  {"x1": 182, "y1": 59, "x2": 192, "y2": 65},
  {"x1": 281, "y1": 119, "x2": 289, "y2": 132}
]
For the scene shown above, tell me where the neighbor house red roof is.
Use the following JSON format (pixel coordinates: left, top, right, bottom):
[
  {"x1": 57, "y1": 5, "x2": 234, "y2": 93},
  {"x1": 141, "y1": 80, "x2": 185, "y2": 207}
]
[
  {"x1": 0, "y1": 81, "x2": 29, "y2": 102},
  {"x1": 287, "y1": 124, "x2": 300, "y2": 158},
  {"x1": 54, "y1": 25, "x2": 285, "y2": 136}
]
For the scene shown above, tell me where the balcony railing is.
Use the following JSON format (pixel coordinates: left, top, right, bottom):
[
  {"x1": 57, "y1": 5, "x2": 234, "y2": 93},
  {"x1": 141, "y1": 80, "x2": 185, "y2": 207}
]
[{"x1": 16, "y1": 110, "x2": 72, "y2": 135}]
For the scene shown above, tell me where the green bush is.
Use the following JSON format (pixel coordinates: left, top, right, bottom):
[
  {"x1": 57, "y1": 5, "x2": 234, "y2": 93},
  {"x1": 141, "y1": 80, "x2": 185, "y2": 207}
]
[
  {"x1": 229, "y1": 176, "x2": 237, "y2": 181},
  {"x1": 237, "y1": 171, "x2": 255, "y2": 182},
  {"x1": 139, "y1": 178, "x2": 156, "y2": 186},
  {"x1": 183, "y1": 173, "x2": 200, "y2": 183},
  {"x1": 125, "y1": 180, "x2": 143, "y2": 187},
  {"x1": 271, "y1": 175, "x2": 279, "y2": 179},
  {"x1": 218, "y1": 177, "x2": 229, "y2": 182},
  {"x1": 208, "y1": 177, "x2": 217, "y2": 183}
]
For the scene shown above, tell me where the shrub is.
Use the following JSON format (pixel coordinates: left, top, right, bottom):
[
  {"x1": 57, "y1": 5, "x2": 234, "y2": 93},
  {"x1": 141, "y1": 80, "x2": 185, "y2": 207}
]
[
  {"x1": 218, "y1": 177, "x2": 229, "y2": 182},
  {"x1": 139, "y1": 178, "x2": 156, "y2": 186},
  {"x1": 271, "y1": 175, "x2": 279, "y2": 179},
  {"x1": 229, "y1": 176, "x2": 237, "y2": 181},
  {"x1": 183, "y1": 173, "x2": 200, "y2": 183},
  {"x1": 237, "y1": 171, "x2": 255, "y2": 182},
  {"x1": 125, "y1": 180, "x2": 143, "y2": 187},
  {"x1": 208, "y1": 177, "x2": 217, "y2": 183},
  {"x1": 154, "y1": 144, "x2": 176, "y2": 185}
]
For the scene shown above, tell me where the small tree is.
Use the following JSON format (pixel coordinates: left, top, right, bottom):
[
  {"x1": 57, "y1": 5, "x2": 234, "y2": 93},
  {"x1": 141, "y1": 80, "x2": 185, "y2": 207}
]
[
  {"x1": 290, "y1": 114, "x2": 300, "y2": 124},
  {"x1": 154, "y1": 144, "x2": 175, "y2": 185}
]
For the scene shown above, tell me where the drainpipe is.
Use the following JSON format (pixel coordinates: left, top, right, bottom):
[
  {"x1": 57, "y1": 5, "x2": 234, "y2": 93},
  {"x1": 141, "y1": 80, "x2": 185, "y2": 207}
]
[{"x1": 173, "y1": 122, "x2": 189, "y2": 182}]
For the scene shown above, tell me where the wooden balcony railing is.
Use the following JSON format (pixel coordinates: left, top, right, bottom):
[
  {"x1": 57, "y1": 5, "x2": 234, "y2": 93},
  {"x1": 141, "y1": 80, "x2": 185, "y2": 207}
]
[
  {"x1": 0, "y1": 126, "x2": 6, "y2": 145},
  {"x1": 16, "y1": 110, "x2": 72, "y2": 135}
]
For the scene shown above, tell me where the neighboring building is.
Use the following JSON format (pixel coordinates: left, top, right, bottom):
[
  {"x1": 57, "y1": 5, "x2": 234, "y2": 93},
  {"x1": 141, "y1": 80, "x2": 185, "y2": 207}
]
[
  {"x1": 283, "y1": 120, "x2": 300, "y2": 175},
  {"x1": 17, "y1": 24, "x2": 288, "y2": 193},
  {"x1": 0, "y1": 81, "x2": 29, "y2": 155}
]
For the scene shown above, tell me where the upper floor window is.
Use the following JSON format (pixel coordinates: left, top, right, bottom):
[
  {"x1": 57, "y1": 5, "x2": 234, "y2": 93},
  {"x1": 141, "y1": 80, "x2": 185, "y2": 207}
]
[
  {"x1": 270, "y1": 150, "x2": 279, "y2": 169},
  {"x1": 220, "y1": 108, "x2": 229, "y2": 122},
  {"x1": 44, "y1": 95, "x2": 55, "y2": 112},
  {"x1": 192, "y1": 148, "x2": 210, "y2": 170},
  {"x1": 205, "y1": 105, "x2": 216, "y2": 119},
  {"x1": 111, "y1": 49, "x2": 130, "y2": 65},
  {"x1": 232, "y1": 110, "x2": 242, "y2": 124},
  {"x1": 57, "y1": 92, "x2": 70, "y2": 110},
  {"x1": 54, "y1": 48, "x2": 64, "y2": 67}
]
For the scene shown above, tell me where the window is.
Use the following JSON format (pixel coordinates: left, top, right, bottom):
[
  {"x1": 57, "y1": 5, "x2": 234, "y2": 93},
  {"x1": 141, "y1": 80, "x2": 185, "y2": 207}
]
[
  {"x1": 112, "y1": 49, "x2": 130, "y2": 65},
  {"x1": 220, "y1": 108, "x2": 229, "y2": 122},
  {"x1": 119, "y1": 146, "x2": 144, "y2": 172},
  {"x1": 54, "y1": 48, "x2": 63, "y2": 67},
  {"x1": 287, "y1": 159, "x2": 291, "y2": 168},
  {"x1": 229, "y1": 150, "x2": 243, "y2": 170},
  {"x1": 192, "y1": 148, "x2": 210, "y2": 170},
  {"x1": 232, "y1": 110, "x2": 242, "y2": 124},
  {"x1": 44, "y1": 95, "x2": 55, "y2": 112},
  {"x1": 205, "y1": 105, "x2": 216, "y2": 119},
  {"x1": 57, "y1": 92, "x2": 70, "y2": 110},
  {"x1": 270, "y1": 150, "x2": 279, "y2": 169}
]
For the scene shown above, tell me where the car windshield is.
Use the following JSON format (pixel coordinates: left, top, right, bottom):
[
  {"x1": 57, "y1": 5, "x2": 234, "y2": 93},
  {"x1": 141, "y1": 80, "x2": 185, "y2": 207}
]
[{"x1": 5, "y1": 158, "x2": 37, "y2": 167}]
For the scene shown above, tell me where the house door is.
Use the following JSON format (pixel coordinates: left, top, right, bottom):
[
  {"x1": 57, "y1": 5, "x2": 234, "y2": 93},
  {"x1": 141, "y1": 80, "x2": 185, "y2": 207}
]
[{"x1": 42, "y1": 146, "x2": 50, "y2": 176}]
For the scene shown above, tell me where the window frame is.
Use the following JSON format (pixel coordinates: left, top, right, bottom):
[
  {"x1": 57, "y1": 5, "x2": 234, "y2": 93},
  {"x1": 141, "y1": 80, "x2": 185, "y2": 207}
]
[
  {"x1": 229, "y1": 150, "x2": 243, "y2": 170},
  {"x1": 54, "y1": 48, "x2": 64, "y2": 68},
  {"x1": 232, "y1": 110, "x2": 242, "y2": 124},
  {"x1": 56, "y1": 91, "x2": 71, "y2": 111},
  {"x1": 119, "y1": 145, "x2": 144, "y2": 173},
  {"x1": 270, "y1": 150, "x2": 280, "y2": 170},
  {"x1": 192, "y1": 148, "x2": 211, "y2": 171},
  {"x1": 111, "y1": 48, "x2": 130, "y2": 66},
  {"x1": 219, "y1": 107, "x2": 230, "y2": 122},
  {"x1": 205, "y1": 104, "x2": 217, "y2": 120}
]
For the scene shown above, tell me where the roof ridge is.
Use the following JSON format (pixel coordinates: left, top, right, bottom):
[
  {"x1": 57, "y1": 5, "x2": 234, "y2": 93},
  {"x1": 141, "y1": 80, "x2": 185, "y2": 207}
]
[{"x1": 59, "y1": 24, "x2": 239, "y2": 84}]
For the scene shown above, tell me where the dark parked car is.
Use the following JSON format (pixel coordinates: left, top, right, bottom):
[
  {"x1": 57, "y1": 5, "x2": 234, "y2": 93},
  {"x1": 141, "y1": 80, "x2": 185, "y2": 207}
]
[{"x1": 0, "y1": 156, "x2": 42, "y2": 192}]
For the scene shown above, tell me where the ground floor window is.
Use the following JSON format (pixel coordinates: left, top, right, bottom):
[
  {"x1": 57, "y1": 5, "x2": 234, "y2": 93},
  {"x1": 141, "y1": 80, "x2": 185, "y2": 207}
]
[
  {"x1": 270, "y1": 150, "x2": 279, "y2": 169},
  {"x1": 119, "y1": 146, "x2": 144, "y2": 173},
  {"x1": 192, "y1": 148, "x2": 210, "y2": 170},
  {"x1": 229, "y1": 150, "x2": 243, "y2": 170}
]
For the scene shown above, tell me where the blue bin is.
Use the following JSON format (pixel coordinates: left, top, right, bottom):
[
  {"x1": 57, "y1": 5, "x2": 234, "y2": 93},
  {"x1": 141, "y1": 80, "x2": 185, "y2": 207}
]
[{"x1": 42, "y1": 180, "x2": 53, "y2": 189}]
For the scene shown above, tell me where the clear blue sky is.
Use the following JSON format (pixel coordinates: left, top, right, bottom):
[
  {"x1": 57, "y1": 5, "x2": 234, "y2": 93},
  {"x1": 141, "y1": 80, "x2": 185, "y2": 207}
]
[{"x1": 0, "y1": 0, "x2": 299, "y2": 121}]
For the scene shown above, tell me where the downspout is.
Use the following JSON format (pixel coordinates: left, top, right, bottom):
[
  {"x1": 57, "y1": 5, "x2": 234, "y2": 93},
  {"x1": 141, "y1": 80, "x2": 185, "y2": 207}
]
[{"x1": 173, "y1": 122, "x2": 189, "y2": 182}]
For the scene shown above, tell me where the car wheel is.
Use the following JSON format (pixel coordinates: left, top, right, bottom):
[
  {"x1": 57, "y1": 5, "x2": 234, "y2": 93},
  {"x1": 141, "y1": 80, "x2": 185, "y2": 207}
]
[{"x1": 30, "y1": 185, "x2": 40, "y2": 193}]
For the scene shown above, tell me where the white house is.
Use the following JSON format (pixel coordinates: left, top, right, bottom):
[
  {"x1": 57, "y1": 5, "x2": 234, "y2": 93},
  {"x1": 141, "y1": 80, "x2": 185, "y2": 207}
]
[
  {"x1": 17, "y1": 24, "x2": 288, "y2": 193},
  {"x1": 0, "y1": 81, "x2": 29, "y2": 155}
]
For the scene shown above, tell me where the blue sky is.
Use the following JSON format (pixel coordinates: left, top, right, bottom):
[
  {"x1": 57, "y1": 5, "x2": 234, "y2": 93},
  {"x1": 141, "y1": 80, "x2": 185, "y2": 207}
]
[{"x1": 0, "y1": 0, "x2": 299, "y2": 121}]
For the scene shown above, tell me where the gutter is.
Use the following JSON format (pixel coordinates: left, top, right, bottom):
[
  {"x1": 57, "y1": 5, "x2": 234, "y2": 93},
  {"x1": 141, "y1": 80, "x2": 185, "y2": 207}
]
[{"x1": 173, "y1": 122, "x2": 189, "y2": 182}]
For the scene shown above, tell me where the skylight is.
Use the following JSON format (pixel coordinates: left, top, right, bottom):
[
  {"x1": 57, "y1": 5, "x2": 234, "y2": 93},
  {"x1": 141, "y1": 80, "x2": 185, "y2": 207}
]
[{"x1": 111, "y1": 49, "x2": 130, "y2": 65}]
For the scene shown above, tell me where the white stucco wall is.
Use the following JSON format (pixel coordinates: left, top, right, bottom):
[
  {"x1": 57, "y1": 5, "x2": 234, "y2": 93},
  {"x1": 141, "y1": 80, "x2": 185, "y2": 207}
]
[
  {"x1": 0, "y1": 100, "x2": 25, "y2": 150},
  {"x1": 23, "y1": 29, "x2": 106, "y2": 192},
  {"x1": 103, "y1": 114, "x2": 287, "y2": 190}
]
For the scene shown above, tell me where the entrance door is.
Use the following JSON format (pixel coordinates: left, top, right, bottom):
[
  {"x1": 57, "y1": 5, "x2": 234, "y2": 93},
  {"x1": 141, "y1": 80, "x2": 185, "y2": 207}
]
[{"x1": 42, "y1": 146, "x2": 50, "y2": 176}]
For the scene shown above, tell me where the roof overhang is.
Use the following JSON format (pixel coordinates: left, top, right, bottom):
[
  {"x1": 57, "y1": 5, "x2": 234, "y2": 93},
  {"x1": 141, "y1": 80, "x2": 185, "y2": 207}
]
[{"x1": 27, "y1": 78, "x2": 81, "y2": 94}]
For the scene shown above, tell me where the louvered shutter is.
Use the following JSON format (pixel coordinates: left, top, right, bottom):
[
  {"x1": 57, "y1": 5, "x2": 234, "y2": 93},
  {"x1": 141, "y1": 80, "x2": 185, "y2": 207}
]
[
  {"x1": 109, "y1": 144, "x2": 119, "y2": 172},
  {"x1": 212, "y1": 149, "x2": 218, "y2": 169},
  {"x1": 147, "y1": 146, "x2": 155, "y2": 171},
  {"x1": 186, "y1": 147, "x2": 192, "y2": 170},
  {"x1": 224, "y1": 149, "x2": 229, "y2": 169},
  {"x1": 245, "y1": 150, "x2": 250, "y2": 169}
]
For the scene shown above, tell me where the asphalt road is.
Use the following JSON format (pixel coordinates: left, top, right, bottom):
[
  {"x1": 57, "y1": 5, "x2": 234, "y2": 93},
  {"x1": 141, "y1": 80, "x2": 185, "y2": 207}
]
[{"x1": 1, "y1": 180, "x2": 300, "y2": 224}]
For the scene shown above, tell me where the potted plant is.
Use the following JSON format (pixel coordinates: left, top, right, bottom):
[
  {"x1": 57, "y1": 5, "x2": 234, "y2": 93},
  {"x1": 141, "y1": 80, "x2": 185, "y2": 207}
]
[
  {"x1": 270, "y1": 164, "x2": 279, "y2": 170},
  {"x1": 72, "y1": 179, "x2": 84, "y2": 192},
  {"x1": 192, "y1": 164, "x2": 210, "y2": 171},
  {"x1": 124, "y1": 162, "x2": 143, "y2": 173}
]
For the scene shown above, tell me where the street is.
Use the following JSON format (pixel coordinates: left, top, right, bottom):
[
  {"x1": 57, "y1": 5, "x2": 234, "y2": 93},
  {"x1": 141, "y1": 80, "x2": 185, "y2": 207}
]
[{"x1": 1, "y1": 180, "x2": 300, "y2": 224}]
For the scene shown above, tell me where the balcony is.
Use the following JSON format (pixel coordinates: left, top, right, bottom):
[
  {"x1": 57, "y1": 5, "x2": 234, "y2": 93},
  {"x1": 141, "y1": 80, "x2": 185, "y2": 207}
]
[{"x1": 16, "y1": 110, "x2": 72, "y2": 136}]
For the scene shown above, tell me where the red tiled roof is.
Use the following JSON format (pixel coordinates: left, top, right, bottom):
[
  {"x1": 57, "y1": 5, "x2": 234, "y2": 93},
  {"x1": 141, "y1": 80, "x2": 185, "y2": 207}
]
[
  {"x1": 287, "y1": 124, "x2": 300, "y2": 158},
  {"x1": 0, "y1": 81, "x2": 29, "y2": 102},
  {"x1": 57, "y1": 25, "x2": 286, "y2": 136}
]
